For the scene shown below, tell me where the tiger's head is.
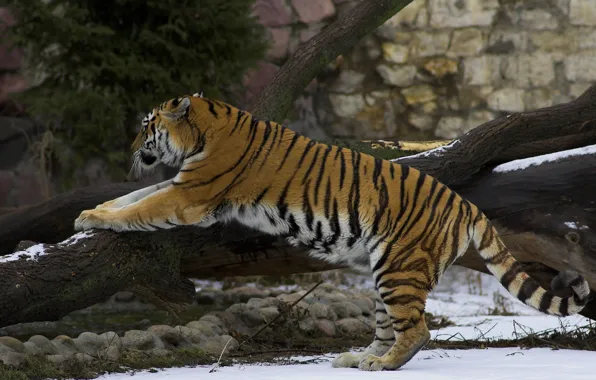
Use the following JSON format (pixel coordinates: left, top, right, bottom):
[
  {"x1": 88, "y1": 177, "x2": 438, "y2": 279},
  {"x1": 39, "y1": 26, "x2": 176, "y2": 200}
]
[{"x1": 127, "y1": 92, "x2": 221, "y2": 181}]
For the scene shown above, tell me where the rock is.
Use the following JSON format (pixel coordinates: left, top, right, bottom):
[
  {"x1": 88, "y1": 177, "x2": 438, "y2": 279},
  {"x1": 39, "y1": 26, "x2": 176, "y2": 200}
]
[
  {"x1": 23, "y1": 341, "x2": 41, "y2": 356},
  {"x1": 570, "y1": 0, "x2": 596, "y2": 26},
  {"x1": 0, "y1": 351, "x2": 25, "y2": 367},
  {"x1": 376, "y1": 64, "x2": 417, "y2": 88},
  {"x1": 329, "y1": 93, "x2": 365, "y2": 117},
  {"x1": 0, "y1": 336, "x2": 25, "y2": 353},
  {"x1": 307, "y1": 302, "x2": 332, "y2": 319},
  {"x1": 409, "y1": 32, "x2": 450, "y2": 58},
  {"x1": 148, "y1": 325, "x2": 187, "y2": 348},
  {"x1": 260, "y1": 306, "x2": 281, "y2": 322},
  {"x1": 423, "y1": 58, "x2": 458, "y2": 78},
  {"x1": 199, "y1": 314, "x2": 226, "y2": 331},
  {"x1": 408, "y1": 113, "x2": 435, "y2": 131},
  {"x1": 243, "y1": 62, "x2": 279, "y2": 106},
  {"x1": 351, "y1": 297, "x2": 374, "y2": 317},
  {"x1": 291, "y1": 0, "x2": 335, "y2": 23},
  {"x1": 429, "y1": 0, "x2": 499, "y2": 28},
  {"x1": 114, "y1": 291, "x2": 135, "y2": 302},
  {"x1": 299, "y1": 23, "x2": 323, "y2": 43},
  {"x1": 150, "y1": 348, "x2": 171, "y2": 357},
  {"x1": 202, "y1": 335, "x2": 239, "y2": 356},
  {"x1": 435, "y1": 116, "x2": 465, "y2": 139},
  {"x1": 187, "y1": 320, "x2": 220, "y2": 338},
  {"x1": 195, "y1": 290, "x2": 220, "y2": 305},
  {"x1": 122, "y1": 330, "x2": 157, "y2": 350},
  {"x1": 178, "y1": 326, "x2": 207, "y2": 345},
  {"x1": 487, "y1": 88, "x2": 525, "y2": 112},
  {"x1": 315, "y1": 319, "x2": 337, "y2": 336},
  {"x1": 241, "y1": 308, "x2": 267, "y2": 327},
  {"x1": 401, "y1": 85, "x2": 437, "y2": 105},
  {"x1": 266, "y1": 28, "x2": 291, "y2": 60},
  {"x1": 246, "y1": 297, "x2": 265, "y2": 309},
  {"x1": 252, "y1": 0, "x2": 292, "y2": 27},
  {"x1": 319, "y1": 291, "x2": 348, "y2": 303},
  {"x1": 52, "y1": 335, "x2": 78, "y2": 357},
  {"x1": 336, "y1": 318, "x2": 371, "y2": 335},
  {"x1": 381, "y1": 43, "x2": 408, "y2": 64},
  {"x1": 298, "y1": 317, "x2": 316, "y2": 333},
  {"x1": 46, "y1": 354, "x2": 67, "y2": 365},
  {"x1": 330, "y1": 301, "x2": 362, "y2": 319},
  {"x1": 259, "y1": 296, "x2": 282, "y2": 308},
  {"x1": 28, "y1": 335, "x2": 57, "y2": 355},
  {"x1": 448, "y1": 28, "x2": 485, "y2": 57},
  {"x1": 227, "y1": 286, "x2": 269, "y2": 303},
  {"x1": 74, "y1": 353, "x2": 94, "y2": 363},
  {"x1": 99, "y1": 331, "x2": 122, "y2": 350},
  {"x1": 504, "y1": 53, "x2": 555, "y2": 88},
  {"x1": 105, "y1": 345, "x2": 121, "y2": 361},
  {"x1": 565, "y1": 51, "x2": 596, "y2": 83},
  {"x1": 74, "y1": 332, "x2": 103, "y2": 357},
  {"x1": 330, "y1": 70, "x2": 366, "y2": 93}
]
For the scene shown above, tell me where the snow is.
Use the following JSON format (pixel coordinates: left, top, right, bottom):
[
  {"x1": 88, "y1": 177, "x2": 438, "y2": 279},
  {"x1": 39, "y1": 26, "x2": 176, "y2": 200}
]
[
  {"x1": 97, "y1": 267, "x2": 596, "y2": 380},
  {"x1": 392, "y1": 139, "x2": 460, "y2": 162},
  {"x1": 564, "y1": 222, "x2": 589, "y2": 230},
  {"x1": 492, "y1": 144, "x2": 596, "y2": 173},
  {"x1": 0, "y1": 230, "x2": 94, "y2": 264},
  {"x1": 98, "y1": 348, "x2": 596, "y2": 380}
]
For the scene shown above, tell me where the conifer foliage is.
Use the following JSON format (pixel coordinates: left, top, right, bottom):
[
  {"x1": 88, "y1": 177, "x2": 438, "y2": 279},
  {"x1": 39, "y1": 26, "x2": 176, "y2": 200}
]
[{"x1": 4, "y1": 0, "x2": 267, "y2": 180}]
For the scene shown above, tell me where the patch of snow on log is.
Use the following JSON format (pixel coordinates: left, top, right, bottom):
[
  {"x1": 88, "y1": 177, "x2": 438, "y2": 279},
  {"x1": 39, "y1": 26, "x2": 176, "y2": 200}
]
[
  {"x1": 0, "y1": 231, "x2": 95, "y2": 264},
  {"x1": 564, "y1": 222, "x2": 589, "y2": 230},
  {"x1": 493, "y1": 144, "x2": 596, "y2": 173},
  {"x1": 392, "y1": 139, "x2": 460, "y2": 162}
]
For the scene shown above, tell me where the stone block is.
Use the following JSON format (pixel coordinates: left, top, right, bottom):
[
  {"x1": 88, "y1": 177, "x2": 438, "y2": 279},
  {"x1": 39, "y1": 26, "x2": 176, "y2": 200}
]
[
  {"x1": 401, "y1": 85, "x2": 437, "y2": 105},
  {"x1": 486, "y1": 29, "x2": 529, "y2": 54},
  {"x1": 330, "y1": 70, "x2": 366, "y2": 93},
  {"x1": 381, "y1": 42, "x2": 408, "y2": 64},
  {"x1": 435, "y1": 116, "x2": 465, "y2": 139},
  {"x1": 329, "y1": 93, "x2": 365, "y2": 117},
  {"x1": 429, "y1": 0, "x2": 499, "y2": 28},
  {"x1": 409, "y1": 32, "x2": 450, "y2": 58},
  {"x1": 266, "y1": 28, "x2": 290, "y2": 60},
  {"x1": 376, "y1": 64, "x2": 417, "y2": 87},
  {"x1": 292, "y1": 0, "x2": 335, "y2": 23},
  {"x1": 570, "y1": 0, "x2": 596, "y2": 26},
  {"x1": 376, "y1": 0, "x2": 427, "y2": 38},
  {"x1": 523, "y1": 88, "x2": 557, "y2": 111},
  {"x1": 565, "y1": 51, "x2": 596, "y2": 82},
  {"x1": 252, "y1": 0, "x2": 292, "y2": 27},
  {"x1": 503, "y1": 53, "x2": 555, "y2": 88},
  {"x1": 487, "y1": 88, "x2": 525, "y2": 112},
  {"x1": 423, "y1": 58, "x2": 458, "y2": 78},
  {"x1": 463, "y1": 55, "x2": 502, "y2": 86},
  {"x1": 448, "y1": 28, "x2": 485, "y2": 57},
  {"x1": 518, "y1": 9, "x2": 558, "y2": 30}
]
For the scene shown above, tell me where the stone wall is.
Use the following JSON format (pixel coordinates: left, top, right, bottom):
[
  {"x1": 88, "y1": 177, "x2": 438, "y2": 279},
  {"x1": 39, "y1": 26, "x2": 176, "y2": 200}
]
[{"x1": 316, "y1": 0, "x2": 596, "y2": 139}]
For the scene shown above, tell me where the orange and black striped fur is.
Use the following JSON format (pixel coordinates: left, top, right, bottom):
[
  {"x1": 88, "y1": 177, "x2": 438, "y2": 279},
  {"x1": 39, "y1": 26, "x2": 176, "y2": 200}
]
[{"x1": 75, "y1": 94, "x2": 590, "y2": 371}]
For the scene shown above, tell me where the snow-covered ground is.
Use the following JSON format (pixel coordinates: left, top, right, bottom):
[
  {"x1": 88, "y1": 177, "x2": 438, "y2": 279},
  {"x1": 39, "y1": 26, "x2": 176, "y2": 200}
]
[{"x1": 98, "y1": 268, "x2": 596, "y2": 380}]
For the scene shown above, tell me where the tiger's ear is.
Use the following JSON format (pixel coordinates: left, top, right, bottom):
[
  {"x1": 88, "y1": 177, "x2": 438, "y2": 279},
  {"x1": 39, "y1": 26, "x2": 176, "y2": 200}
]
[
  {"x1": 192, "y1": 91, "x2": 204, "y2": 98},
  {"x1": 161, "y1": 97, "x2": 191, "y2": 121}
]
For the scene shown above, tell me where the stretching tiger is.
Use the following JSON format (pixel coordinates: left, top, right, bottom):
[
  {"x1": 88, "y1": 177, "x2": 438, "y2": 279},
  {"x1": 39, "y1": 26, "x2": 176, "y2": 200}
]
[{"x1": 74, "y1": 93, "x2": 590, "y2": 371}]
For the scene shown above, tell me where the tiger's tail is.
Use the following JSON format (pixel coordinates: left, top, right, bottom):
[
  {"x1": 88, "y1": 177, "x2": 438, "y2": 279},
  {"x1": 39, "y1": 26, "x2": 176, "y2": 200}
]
[{"x1": 471, "y1": 211, "x2": 590, "y2": 316}]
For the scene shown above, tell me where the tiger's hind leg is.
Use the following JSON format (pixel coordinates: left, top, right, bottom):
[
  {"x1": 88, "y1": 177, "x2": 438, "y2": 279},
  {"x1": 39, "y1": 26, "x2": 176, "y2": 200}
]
[
  {"x1": 331, "y1": 290, "x2": 395, "y2": 368},
  {"x1": 358, "y1": 259, "x2": 432, "y2": 371}
]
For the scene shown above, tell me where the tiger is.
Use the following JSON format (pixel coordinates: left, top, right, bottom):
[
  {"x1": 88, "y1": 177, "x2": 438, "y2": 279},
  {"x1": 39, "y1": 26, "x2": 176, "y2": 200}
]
[{"x1": 74, "y1": 93, "x2": 590, "y2": 371}]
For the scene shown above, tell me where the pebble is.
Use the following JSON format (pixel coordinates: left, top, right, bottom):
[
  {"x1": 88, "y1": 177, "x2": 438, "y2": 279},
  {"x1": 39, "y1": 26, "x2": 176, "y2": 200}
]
[
  {"x1": 122, "y1": 330, "x2": 157, "y2": 350},
  {"x1": 336, "y1": 318, "x2": 372, "y2": 335},
  {"x1": 0, "y1": 336, "x2": 25, "y2": 353},
  {"x1": 28, "y1": 335, "x2": 57, "y2": 355}
]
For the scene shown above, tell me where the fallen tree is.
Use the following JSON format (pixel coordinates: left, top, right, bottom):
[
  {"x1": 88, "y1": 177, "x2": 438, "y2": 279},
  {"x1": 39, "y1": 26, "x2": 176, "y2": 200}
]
[{"x1": 2, "y1": 0, "x2": 596, "y2": 327}]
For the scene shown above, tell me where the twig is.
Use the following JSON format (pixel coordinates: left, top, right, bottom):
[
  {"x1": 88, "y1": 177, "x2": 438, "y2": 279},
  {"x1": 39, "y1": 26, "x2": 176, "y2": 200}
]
[
  {"x1": 236, "y1": 281, "x2": 324, "y2": 351},
  {"x1": 209, "y1": 336, "x2": 235, "y2": 373}
]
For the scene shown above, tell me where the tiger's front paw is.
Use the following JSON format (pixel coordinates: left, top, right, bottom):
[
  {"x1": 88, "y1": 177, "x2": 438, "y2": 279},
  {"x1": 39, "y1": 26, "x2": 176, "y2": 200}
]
[
  {"x1": 94, "y1": 199, "x2": 119, "y2": 210},
  {"x1": 74, "y1": 209, "x2": 115, "y2": 231}
]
